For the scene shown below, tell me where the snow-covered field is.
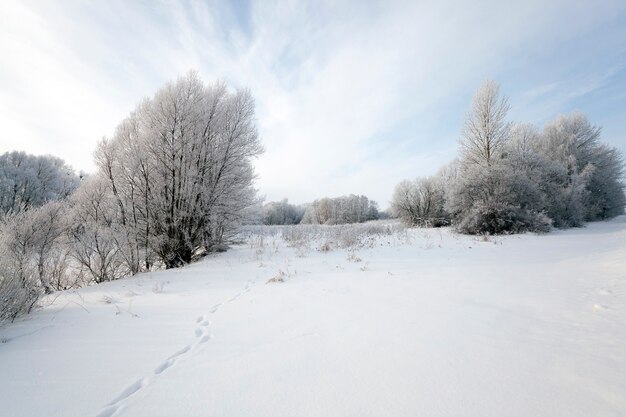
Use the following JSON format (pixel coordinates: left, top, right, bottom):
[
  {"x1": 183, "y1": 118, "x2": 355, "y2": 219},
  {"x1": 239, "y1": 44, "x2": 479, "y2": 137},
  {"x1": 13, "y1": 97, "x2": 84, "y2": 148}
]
[{"x1": 1, "y1": 218, "x2": 625, "y2": 417}]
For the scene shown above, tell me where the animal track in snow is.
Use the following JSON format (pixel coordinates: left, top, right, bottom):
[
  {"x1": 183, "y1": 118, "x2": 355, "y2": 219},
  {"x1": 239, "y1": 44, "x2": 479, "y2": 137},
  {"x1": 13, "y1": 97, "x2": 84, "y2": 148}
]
[
  {"x1": 108, "y1": 377, "x2": 150, "y2": 405},
  {"x1": 154, "y1": 358, "x2": 176, "y2": 375},
  {"x1": 95, "y1": 377, "x2": 151, "y2": 417},
  {"x1": 95, "y1": 345, "x2": 194, "y2": 415},
  {"x1": 171, "y1": 345, "x2": 192, "y2": 357},
  {"x1": 228, "y1": 281, "x2": 255, "y2": 302},
  {"x1": 95, "y1": 405, "x2": 121, "y2": 417},
  {"x1": 154, "y1": 345, "x2": 192, "y2": 374},
  {"x1": 95, "y1": 281, "x2": 253, "y2": 416},
  {"x1": 228, "y1": 293, "x2": 242, "y2": 302}
]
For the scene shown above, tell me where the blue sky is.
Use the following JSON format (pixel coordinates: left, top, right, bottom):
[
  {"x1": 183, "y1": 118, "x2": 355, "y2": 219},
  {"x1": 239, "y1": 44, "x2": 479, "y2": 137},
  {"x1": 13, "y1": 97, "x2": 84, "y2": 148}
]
[{"x1": 1, "y1": 0, "x2": 625, "y2": 208}]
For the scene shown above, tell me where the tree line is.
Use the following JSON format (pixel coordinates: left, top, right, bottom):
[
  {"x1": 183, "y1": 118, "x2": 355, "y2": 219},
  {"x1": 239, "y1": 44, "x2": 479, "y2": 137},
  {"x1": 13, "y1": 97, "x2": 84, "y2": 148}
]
[
  {"x1": 392, "y1": 80, "x2": 625, "y2": 233},
  {"x1": 0, "y1": 72, "x2": 262, "y2": 321},
  {"x1": 259, "y1": 195, "x2": 380, "y2": 226},
  {"x1": 1, "y1": 76, "x2": 624, "y2": 322}
]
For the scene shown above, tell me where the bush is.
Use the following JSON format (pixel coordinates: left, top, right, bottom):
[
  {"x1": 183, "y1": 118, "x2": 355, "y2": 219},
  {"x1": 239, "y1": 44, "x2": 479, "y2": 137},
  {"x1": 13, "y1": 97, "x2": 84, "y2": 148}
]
[
  {"x1": 0, "y1": 213, "x2": 41, "y2": 322},
  {"x1": 0, "y1": 270, "x2": 39, "y2": 323},
  {"x1": 456, "y1": 201, "x2": 552, "y2": 235}
]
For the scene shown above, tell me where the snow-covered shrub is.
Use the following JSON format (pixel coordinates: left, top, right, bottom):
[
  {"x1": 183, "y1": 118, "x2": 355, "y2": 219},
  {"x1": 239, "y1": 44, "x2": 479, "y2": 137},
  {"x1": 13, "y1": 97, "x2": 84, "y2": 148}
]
[
  {"x1": 282, "y1": 226, "x2": 313, "y2": 251},
  {"x1": 318, "y1": 241, "x2": 333, "y2": 252},
  {"x1": 240, "y1": 221, "x2": 407, "y2": 253},
  {"x1": 266, "y1": 270, "x2": 286, "y2": 284},
  {"x1": 446, "y1": 159, "x2": 551, "y2": 235},
  {"x1": 67, "y1": 177, "x2": 128, "y2": 283},
  {"x1": 0, "y1": 214, "x2": 40, "y2": 322},
  {"x1": 0, "y1": 266, "x2": 40, "y2": 323},
  {"x1": 456, "y1": 201, "x2": 551, "y2": 235},
  {"x1": 0, "y1": 202, "x2": 73, "y2": 321},
  {"x1": 347, "y1": 252, "x2": 362, "y2": 262},
  {"x1": 0, "y1": 195, "x2": 90, "y2": 321},
  {"x1": 27, "y1": 201, "x2": 75, "y2": 292}
]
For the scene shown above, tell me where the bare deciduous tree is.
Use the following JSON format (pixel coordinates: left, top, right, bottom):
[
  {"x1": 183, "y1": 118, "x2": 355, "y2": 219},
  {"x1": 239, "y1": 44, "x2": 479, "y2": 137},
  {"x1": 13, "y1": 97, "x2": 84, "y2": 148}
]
[
  {"x1": 67, "y1": 177, "x2": 127, "y2": 283},
  {"x1": 262, "y1": 199, "x2": 305, "y2": 225},
  {"x1": 92, "y1": 72, "x2": 263, "y2": 269},
  {"x1": 301, "y1": 195, "x2": 379, "y2": 225},
  {"x1": 460, "y1": 80, "x2": 511, "y2": 167},
  {"x1": 391, "y1": 177, "x2": 448, "y2": 227}
]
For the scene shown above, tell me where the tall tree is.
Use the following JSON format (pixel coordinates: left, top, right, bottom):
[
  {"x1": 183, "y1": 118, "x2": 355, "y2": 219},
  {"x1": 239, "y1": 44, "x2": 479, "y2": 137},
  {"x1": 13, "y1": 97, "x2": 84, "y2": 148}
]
[
  {"x1": 460, "y1": 80, "x2": 511, "y2": 167},
  {"x1": 92, "y1": 72, "x2": 263, "y2": 269}
]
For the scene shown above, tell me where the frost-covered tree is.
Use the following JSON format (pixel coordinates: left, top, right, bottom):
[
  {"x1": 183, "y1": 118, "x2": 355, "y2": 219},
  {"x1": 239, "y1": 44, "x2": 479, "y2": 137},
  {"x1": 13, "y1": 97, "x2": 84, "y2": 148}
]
[
  {"x1": 94, "y1": 126, "x2": 152, "y2": 274},
  {"x1": 0, "y1": 200, "x2": 76, "y2": 321},
  {"x1": 94, "y1": 72, "x2": 263, "y2": 269},
  {"x1": 460, "y1": 80, "x2": 511, "y2": 167},
  {"x1": 538, "y1": 113, "x2": 625, "y2": 222},
  {"x1": 446, "y1": 160, "x2": 551, "y2": 234},
  {"x1": 66, "y1": 177, "x2": 128, "y2": 283},
  {"x1": 447, "y1": 83, "x2": 551, "y2": 234},
  {"x1": 27, "y1": 201, "x2": 72, "y2": 293},
  {"x1": 393, "y1": 82, "x2": 625, "y2": 235},
  {"x1": 0, "y1": 252, "x2": 39, "y2": 322},
  {"x1": 584, "y1": 144, "x2": 625, "y2": 219},
  {"x1": 395, "y1": 82, "x2": 624, "y2": 235},
  {"x1": 0, "y1": 212, "x2": 41, "y2": 321},
  {"x1": 0, "y1": 153, "x2": 82, "y2": 321},
  {"x1": 447, "y1": 109, "x2": 624, "y2": 233},
  {"x1": 367, "y1": 200, "x2": 380, "y2": 222},
  {"x1": 391, "y1": 177, "x2": 448, "y2": 227},
  {"x1": 262, "y1": 199, "x2": 305, "y2": 225},
  {"x1": 0, "y1": 152, "x2": 80, "y2": 216},
  {"x1": 301, "y1": 195, "x2": 379, "y2": 225}
]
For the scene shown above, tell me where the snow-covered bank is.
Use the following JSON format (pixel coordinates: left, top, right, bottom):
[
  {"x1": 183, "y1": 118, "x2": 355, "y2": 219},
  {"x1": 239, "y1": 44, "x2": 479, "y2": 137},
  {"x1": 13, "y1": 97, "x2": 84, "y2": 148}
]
[{"x1": 1, "y1": 218, "x2": 625, "y2": 417}]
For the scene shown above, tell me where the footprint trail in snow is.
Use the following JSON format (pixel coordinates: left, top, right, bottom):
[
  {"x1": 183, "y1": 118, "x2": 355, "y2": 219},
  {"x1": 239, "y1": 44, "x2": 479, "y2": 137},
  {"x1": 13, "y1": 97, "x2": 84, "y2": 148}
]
[{"x1": 93, "y1": 280, "x2": 255, "y2": 417}]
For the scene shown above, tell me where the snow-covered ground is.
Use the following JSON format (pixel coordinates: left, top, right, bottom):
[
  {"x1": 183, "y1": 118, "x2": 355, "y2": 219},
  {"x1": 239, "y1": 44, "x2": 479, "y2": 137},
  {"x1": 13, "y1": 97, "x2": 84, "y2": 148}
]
[{"x1": 1, "y1": 218, "x2": 625, "y2": 417}]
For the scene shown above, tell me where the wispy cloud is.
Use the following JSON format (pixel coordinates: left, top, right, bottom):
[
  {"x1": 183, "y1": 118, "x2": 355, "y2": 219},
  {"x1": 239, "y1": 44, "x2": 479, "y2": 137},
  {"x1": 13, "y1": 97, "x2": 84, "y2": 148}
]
[{"x1": 1, "y1": 0, "x2": 626, "y2": 207}]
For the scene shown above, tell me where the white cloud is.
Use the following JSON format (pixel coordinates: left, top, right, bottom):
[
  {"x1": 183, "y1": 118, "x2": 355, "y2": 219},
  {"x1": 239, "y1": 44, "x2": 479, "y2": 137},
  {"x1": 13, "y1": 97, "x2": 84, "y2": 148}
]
[{"x1": 1, "y1": 0, "x2": 625, "y2": 207}]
